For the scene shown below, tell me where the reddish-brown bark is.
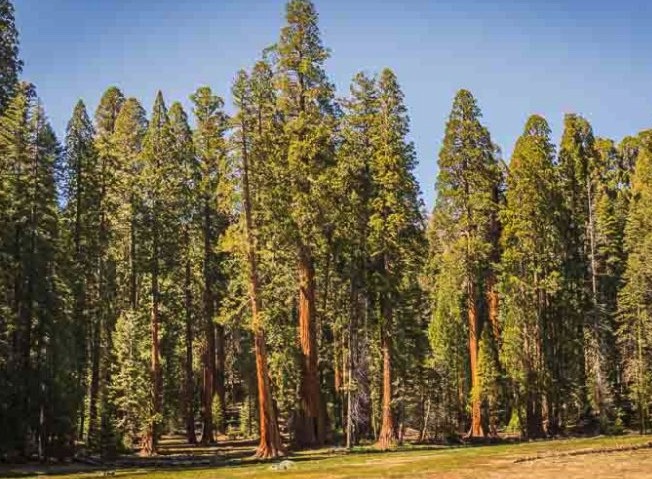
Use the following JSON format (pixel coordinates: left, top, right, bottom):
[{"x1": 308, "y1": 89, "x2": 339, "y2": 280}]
[
  {"x1": 253, "y1": 328, "x2": 284, "y2": 458},
  {"x1": 486, "y1": 276, "x2": 500, "y2": 342},
  {"x1": 239, "y1": 109, "x2": 284, "y2": 458},
  {"x1": 295, "y1": 246, "x2": 326, "y2": 448},
  {"x1": 467, "y1": 286, "x2": 484, "y2": 438},
  {"x1": 143, "y1": 252, "x2": 161, "y2": 455},
  {"x1": 377, "y1": 295, "x2": 396, "y2": 450}
]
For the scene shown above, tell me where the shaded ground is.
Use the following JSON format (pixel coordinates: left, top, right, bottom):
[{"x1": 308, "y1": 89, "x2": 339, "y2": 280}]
[{"x1": 1, "y1": 435, "x2": 651, "y2": 478}]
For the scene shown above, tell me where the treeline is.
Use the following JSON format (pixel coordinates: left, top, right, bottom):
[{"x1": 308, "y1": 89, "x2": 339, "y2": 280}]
[{"x1": 1, "y1": 0, "x2": 652, "y2": 462}]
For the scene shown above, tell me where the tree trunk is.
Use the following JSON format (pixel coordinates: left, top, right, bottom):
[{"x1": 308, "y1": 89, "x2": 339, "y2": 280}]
[
  {"x1": 201, "y1": 201, "x2": 216, "y2": 445},
  {"x1": 143, "y1": 212, "x2": 161, "y2": 456},
  {"x1": 376, "y1": 294, "x2": 396, "y2": 450},
  {"x1": 215, "y1": 324, "x2": 226, "y2": 435},
  {"x1": 486, "y1": 276, "x2": 500, "y2": 342},
  {"x1": 88, "y1": 321, "x2": 101, "y2": 446},
  {"x1": 467, "y1": 284, "x2": 484, "y2": 438},
  {"x1": 295, "y1": 246, "x2": 325, "y2": 447},
  {"x1": 253, "y1": 329, "x2": 284, "y2": 458},
  {"x1": 183, "y1": 242, "x2": 196, "y2": 444},
  {"x1": 129, "y1": 195, "x2": 138, "y2": 309},
  {"x1": 239, "y1": 118, "x2": 284, "y2": 458}
]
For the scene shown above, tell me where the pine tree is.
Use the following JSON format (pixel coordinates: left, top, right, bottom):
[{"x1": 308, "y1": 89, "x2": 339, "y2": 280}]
[
  {"x1": 430, "y1": 90, "x2": 502, "y2": 438},
  {"x1": 90, "y1": 86, "x2": 125, "y2": 453},
  {"x1": 557, "y1": 114, "x2": 605, "y2": 429},
  {"x1": 0, "y1": 83, "x2": 67, "y2": 456},
  {"x1": 499, "y1": 115, "x2": 563, "y2": 438}
]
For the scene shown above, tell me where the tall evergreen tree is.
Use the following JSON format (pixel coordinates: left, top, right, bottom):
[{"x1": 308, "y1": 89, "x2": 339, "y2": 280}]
[
  {"x1": 617, "y1": 137, "x2": 652, "y2": 434},
  {"x1": 110, "y1": 97, "x2": 149, "y2": 449},
  {"x1": 336, "y1": 72, "x2": 377, "y2": 447},
  {"x1": 62, "y1": 98, "x2": 100, "y2": 444},
  {"x1": 368, "y1": 68, "x2": 424, "y2": 449},
  {"x1": 0, "y1": 83, "x2": 67, "y2": 456},
  {"x1": 0, "y1": 0, "x2": 21, "y2": 111},
  {"x1": 275, "y1": 0, "x2": 336, "y2": 447},
  {"x1": 429, "y1": 89, "x2": 502, "y2": 438},
  {"x1": 168, "y1": 101, "x2": 199, "y2": 445},
  {"x1": 232, "y1": 66, "x2": 285, "y2": 458},
  {"x1": 190, "y1": 86, "x2": 230, "y2": 444},
  {"x1": 89, "y1": 86, "x2": 125, "y2": 452},
  {"x1": 139, "y1": 91, "x2": 175, "y2": 455},
  {"x1": 499, "y1": 115, "x2": 563, "y2": 438},
  {"x1": 557, "y1": 114, "x2": 605, "y2": 429}
]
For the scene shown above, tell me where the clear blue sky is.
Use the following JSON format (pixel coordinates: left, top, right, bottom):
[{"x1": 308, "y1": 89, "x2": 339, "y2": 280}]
[{"x1": 15, "y1": 0, "x2": 652, "y2": 208}]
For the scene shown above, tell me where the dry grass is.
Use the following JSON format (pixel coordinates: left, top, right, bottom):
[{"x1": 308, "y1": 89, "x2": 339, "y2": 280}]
[{"x1": 2, "y1": 435, "x2": 651, "y2": 479}]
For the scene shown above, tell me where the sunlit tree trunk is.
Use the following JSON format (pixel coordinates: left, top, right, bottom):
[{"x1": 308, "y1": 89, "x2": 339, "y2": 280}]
[
  {"x1": 295, "y1": 245, "x2": 325, "y2": 447},
  {"x1": 239, "y1": 112, "x2": 284, "y2": 458}
]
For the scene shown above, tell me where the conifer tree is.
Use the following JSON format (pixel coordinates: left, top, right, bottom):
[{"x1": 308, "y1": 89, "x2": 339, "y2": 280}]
[
  {"x1": 0, "y1": 83, "x2": 67, "y2": 456},
  {"x1": 232, "y1": 66, "x2": 285, "y2": 458},
  {"x1": 369, "y1": 68, "x2": 424, "y2": 449},
  {"x1": 557, "y1": 114, "x2": 606, "y2": 428},
  {"x1": 430, "y1": 90, "x2": 502, "y2": 438},
  {"x1": 90, "y1": 86, "x2": 124, "y2": 452},
  {"x1": 190, "y1": 86, "x2": 229, "y2": 444},
  {"x1": 336, "y1": 72, "x2": 377, "y2": 447},
  {"x1": 499, "y1": 115, "x2": 563, "y2": 438},
  {"x1": 139, "y1": 91, "x2": 175, "y2": 455},
  {"x1": 275, "y1": 0, "x2": 336, "y2": 447},
  {"x1": 0, "y1": 0, "x2": 21, "y2": 111},
  {"x1": 617, "y1": 138, "x2": 652, "y2": 434},
  {"x1": 62, "y1": 98, "x2": 101, "y2": 443},
  {"x1": 110, "y1": 98, "x2": 149, "y2": 448},
  {"x1": 168, "y1": 101, "x2": 199, "y2": 444}
]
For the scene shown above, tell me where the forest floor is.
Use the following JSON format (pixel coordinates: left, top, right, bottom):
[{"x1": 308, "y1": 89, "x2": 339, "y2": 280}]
[{"x1": 2, "y1": 434, "x2": 651, "y2": 479}]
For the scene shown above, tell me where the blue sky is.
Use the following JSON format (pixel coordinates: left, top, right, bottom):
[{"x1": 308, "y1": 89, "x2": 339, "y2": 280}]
[{"x1": 15, "y1": 0, "x2": 652, "y2": 208}]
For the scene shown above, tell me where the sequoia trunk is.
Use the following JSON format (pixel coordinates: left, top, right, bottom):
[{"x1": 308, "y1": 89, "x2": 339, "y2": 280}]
[{"x1": 295, "y1": 246, "x2": 325, "y2": 447}]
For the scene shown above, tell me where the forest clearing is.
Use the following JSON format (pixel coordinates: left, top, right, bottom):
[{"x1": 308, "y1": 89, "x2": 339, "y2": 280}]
[
  {"x1": 2, "y1": 435, "x2": 652, "y2": 478},
  {"x1": 2, "y1": 0, "x2": 652, "y2": 476}
]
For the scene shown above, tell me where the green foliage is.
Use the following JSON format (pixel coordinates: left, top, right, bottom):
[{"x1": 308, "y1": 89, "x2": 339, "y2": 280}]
[
  {"x1": 2, "y1": 0, "x2": 651, "y2": 460},
  {"x1": 499, "y1": 115, "x2": 563, "y2": 437},
  {"x1": 0, "y1": 0, "x2": 21, "y2": 110},
  {"x1": 617, "y1": 143, "x2": 652, "y2": 434},
  {"x1": 428, "y1": 89, "x2": 502, "y2": 435}
]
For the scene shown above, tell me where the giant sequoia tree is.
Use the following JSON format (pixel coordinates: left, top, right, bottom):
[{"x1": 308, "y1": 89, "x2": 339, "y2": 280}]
[
  {"x1": 190, "y1": 86, "x2": 230, "y2": 444},
  {"x1": 368, "y1": 69, "x2": 424, "y2": 449},
  {"x1": 139, "y1": 92, "x2": 176, "y2": 455},
  {"x1": 276, "y1": 0, "x2": 336, "y2": 447},
  {"x1": 232, "y1": 66, "x2": 285, "y2": 458},
  {"x1": 430, "y1": 90, "x2": 502, "y2": 438}
]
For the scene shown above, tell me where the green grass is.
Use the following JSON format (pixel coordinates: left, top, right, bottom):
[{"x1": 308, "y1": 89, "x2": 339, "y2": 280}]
[{"x1": 3, "y1": 435, "x2": 651, "y2": 479}]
